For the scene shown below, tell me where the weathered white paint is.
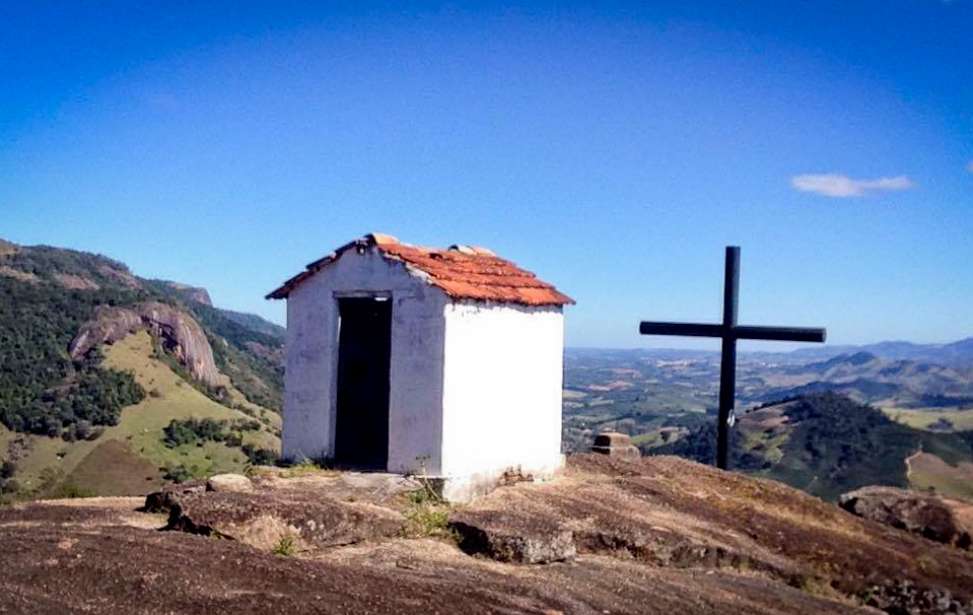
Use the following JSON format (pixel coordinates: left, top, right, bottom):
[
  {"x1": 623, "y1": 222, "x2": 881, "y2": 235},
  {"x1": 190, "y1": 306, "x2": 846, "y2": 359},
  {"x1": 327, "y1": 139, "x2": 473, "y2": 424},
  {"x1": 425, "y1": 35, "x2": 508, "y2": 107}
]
[
  {"x1": 439, "y1": 302, "x2": 565, "y2": 499},
  {"x1": 283, "y1": 247, "x2": 448, "y2": 473},
  {"x1": 282, "y1": 246, "x2": 566, "y2": 501}
]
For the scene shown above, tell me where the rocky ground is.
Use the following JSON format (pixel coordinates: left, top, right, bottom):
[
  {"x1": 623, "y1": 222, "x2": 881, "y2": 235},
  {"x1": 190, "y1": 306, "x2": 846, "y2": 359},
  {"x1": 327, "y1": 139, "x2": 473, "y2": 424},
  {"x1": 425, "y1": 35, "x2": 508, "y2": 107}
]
[{"x1": 2, "y1": 455, "x2": 972, "y2": 614}]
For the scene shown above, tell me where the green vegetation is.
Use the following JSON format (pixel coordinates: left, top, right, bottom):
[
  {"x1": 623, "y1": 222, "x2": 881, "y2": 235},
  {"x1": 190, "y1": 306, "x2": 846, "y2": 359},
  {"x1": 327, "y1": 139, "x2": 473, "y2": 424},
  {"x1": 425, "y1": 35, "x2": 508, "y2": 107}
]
[
  {"x1": 0, "y1": 242, "x2": 285, "y2": 498},
  {"x1": 401, "y1": 480, "x2": 456, "y2": 540},
  {"x1": 886, "y1": 407, "x2": 973, "y2": 432},
  {"x1": 0, "y1": 272, "x2": 147, "y2": 437},
  {"x1": 241, "y1": 444, "x2": 280, "y2": 466},
  {"x1": 162, "y1": 417, "x2": 262, "y2": 448},
  {"x1": 404, "y1": 504, "x2": 452, "y2": 538},
  {"x1": 3, "y1": 332, "x2": 279, "y2": 497},
  {"x1": 272, "y1": 534, "x2": 298, "y2": 557},
  {"x1": 0, "y1": 243, "x2": 283, "y2": 444},
  {"x1": 161, "y1": 463, "x2": 196, "y2": 484},
  {"x1": 654, "y1": 393, "x2": 973, "y2": 501},
  {"x1": 403, "y1": 489, "x2": 453, "y2": 539},
  {"x1": 0, "y1": 459, "x2": 18, "y2": 497},
  {"x1": 153, "y1": 291, "x2": 283, "y2": 412},
  {"x1": 275, "y1": 458, "x2": 333, "y2": 478}
]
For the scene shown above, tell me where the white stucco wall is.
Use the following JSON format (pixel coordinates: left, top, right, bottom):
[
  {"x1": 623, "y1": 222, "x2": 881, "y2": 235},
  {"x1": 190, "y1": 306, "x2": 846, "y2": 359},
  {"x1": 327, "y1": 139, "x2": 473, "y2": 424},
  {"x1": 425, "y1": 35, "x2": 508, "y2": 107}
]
[
  {"x1": 282, "y1": 248, "x2": 448, "y2": 473},
  {"x1": 439, "y1": 302, "x2": 565, "y2": 485}
]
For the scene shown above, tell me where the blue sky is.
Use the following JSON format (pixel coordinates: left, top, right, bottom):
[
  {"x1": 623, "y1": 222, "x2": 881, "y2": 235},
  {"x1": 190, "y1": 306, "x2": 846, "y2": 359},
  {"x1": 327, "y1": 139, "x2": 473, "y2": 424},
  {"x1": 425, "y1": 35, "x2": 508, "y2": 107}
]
[{"x1": 1, "y1": 1, "x2": 971, "y2": 349}]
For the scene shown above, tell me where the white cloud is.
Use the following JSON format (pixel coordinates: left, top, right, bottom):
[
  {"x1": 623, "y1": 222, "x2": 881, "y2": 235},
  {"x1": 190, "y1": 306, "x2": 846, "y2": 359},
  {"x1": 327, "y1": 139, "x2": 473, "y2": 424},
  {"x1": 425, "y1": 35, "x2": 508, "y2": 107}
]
[{"x1": 790, "y1": 173, "x2": 914, "y2": 198}]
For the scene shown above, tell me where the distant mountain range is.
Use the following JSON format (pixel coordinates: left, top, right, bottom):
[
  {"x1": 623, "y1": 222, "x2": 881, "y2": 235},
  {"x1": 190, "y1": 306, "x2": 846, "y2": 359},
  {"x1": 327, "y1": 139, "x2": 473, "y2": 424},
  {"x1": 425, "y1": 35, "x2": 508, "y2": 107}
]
[
  {"x1": 779, "y1": 338, "x2": 973, "y2": 366},
  {"x1": 754, "y1": 351, "x2": 973, "y2": 408},
  {"x1": 571, "y1": 337, "x2": 973, "y2": 367}
]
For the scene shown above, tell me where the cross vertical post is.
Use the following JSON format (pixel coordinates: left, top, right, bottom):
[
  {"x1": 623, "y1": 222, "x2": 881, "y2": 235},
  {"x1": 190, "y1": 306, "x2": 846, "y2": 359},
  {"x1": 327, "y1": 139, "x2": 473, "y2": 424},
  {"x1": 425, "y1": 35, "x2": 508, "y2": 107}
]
[
  {"x1": 638, "y1": 246, "x2": 826, "y2": 471},
  {"x1": 717, "y1": 247, "x2": 740, "y2": 470}
]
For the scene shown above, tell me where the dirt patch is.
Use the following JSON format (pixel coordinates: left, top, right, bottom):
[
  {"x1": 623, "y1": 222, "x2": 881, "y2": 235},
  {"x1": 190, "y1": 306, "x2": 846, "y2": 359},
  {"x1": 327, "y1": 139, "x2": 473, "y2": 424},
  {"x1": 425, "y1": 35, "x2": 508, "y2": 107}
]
[
  {"x1": 63, "y1": 439, "x2": 163, "y2": 496},
  {"x1": 908, "y1": 452, "x2": 973, "y2": 501}
]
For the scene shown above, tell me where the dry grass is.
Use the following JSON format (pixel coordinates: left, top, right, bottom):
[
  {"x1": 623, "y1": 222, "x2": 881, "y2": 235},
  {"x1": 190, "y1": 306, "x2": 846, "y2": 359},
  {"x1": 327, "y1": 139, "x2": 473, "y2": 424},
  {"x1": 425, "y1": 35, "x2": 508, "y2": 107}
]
[
  {"x1": 276, "y1": 459, "x2": 338, "y2": 479},
  {"x1": 885, "y1": 407, "x2": 973, "y2": 431},
  {"x1": 907, "y1": 452, "x2": 973, "y2": 501}
]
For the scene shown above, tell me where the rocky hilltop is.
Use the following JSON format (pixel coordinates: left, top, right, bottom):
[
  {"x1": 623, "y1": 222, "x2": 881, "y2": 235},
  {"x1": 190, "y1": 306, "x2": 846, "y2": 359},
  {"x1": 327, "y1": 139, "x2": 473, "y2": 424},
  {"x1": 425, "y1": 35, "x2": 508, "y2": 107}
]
[{"x1": 2, "y1": 455, "x2": 972, "y2": 614}]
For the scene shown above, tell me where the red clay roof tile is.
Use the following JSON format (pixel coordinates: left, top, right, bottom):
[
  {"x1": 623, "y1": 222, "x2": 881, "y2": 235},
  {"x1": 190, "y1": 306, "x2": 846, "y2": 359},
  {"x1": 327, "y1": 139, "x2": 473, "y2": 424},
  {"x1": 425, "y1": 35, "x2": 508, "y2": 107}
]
[{"x1": 266, "y1": 233, "x2": 573, "y2": 306}]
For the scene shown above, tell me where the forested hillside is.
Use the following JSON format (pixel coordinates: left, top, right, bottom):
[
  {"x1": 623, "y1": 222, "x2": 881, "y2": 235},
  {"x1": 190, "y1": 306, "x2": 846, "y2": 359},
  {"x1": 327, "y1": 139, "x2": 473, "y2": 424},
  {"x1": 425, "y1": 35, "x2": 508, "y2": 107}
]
[
  {"x1": 0, "y1": 239, "x2": 284, "y2": 499},
  {"x1": 653, "y1": 393, "x2": 973, "y2": 501},
  {"x1": 0, "y1": 243, "x2": 284, "y2": 437}
]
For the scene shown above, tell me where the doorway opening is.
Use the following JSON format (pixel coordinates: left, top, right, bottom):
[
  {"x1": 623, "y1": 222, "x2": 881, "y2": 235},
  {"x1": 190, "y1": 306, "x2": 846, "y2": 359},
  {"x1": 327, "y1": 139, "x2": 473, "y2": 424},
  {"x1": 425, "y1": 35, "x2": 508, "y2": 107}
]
[{"x1": 334, "y1": 296, "x2": 392, "y2": 470}]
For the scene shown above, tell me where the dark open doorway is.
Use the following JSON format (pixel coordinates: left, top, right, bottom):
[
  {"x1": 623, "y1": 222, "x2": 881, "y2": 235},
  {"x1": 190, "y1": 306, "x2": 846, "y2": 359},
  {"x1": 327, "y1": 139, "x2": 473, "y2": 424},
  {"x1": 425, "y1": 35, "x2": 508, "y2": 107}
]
[{"x1": 334, "y1": 296, "x2": 392, "y2": 470}]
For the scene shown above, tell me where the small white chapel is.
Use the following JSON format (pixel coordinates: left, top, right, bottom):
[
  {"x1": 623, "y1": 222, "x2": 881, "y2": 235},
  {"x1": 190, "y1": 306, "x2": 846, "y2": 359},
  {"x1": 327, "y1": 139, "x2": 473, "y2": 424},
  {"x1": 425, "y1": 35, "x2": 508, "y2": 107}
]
[{"x1": 267, "y1": 233, "x2": 573, "y2": 501}]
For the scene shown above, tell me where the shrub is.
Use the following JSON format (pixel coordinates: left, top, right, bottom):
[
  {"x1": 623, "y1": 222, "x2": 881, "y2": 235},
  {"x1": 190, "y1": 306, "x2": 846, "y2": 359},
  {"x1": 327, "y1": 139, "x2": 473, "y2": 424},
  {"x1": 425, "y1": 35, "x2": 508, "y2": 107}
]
[
  {"x1": 403, "y1": 503, "x2": 455, "y2": 540},
  {"x1": 161, "y1": 463, "x2": 194, "y2": 484},
  {"x1": 163, "y1": 418, "x2": 266, "y2": 449},
  {"x1": 242, "y1": 444, "x2": 280, "y2": 466},
  {"x1": 272, "y1": 533, "x2": 297, "y2": 556}
]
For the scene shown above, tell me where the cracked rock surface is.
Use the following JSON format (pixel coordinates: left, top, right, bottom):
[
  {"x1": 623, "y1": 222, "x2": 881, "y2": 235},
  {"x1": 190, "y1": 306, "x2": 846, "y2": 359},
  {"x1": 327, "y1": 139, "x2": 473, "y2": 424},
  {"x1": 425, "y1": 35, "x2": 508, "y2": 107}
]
[{"x1": 2, "y1": 456, "x2": 972, "y2": 614}]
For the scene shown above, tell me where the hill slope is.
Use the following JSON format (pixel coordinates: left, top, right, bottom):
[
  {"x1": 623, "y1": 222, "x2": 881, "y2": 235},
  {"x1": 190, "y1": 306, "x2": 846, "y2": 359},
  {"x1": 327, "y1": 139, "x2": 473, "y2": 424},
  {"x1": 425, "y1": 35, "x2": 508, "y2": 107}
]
[
  {"x1": 0, "y1": 240, "x2": 283, "y2": 499},
  {"x1": 652, "y1": 393, "x2": 973, "y2": 502}
]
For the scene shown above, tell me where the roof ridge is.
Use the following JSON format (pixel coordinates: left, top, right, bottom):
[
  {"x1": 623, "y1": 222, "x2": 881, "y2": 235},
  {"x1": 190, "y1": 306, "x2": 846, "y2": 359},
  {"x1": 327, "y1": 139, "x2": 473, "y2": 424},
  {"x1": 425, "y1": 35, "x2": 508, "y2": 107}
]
[{"x1": 267, "y1": 234, "x2": 574, "y2": 306}]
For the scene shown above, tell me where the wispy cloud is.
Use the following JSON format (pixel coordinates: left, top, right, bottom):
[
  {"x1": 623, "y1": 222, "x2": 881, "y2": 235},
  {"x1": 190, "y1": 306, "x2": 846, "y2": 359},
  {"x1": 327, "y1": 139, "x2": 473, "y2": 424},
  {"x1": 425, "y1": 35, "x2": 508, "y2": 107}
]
[
  {"x1": 967, "y1": 161, "x2": 973, "y2": 173},
  {"x1": 790, "y1": 173, "x2": 914, "y2": 198}
]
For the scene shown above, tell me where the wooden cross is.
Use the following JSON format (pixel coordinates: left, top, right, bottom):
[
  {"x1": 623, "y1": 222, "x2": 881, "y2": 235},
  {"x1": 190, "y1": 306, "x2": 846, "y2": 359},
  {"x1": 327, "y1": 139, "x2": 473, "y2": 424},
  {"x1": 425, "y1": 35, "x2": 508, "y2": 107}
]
[{"x1": 639, "y1": 246, "x2": 827, "y2": 470}]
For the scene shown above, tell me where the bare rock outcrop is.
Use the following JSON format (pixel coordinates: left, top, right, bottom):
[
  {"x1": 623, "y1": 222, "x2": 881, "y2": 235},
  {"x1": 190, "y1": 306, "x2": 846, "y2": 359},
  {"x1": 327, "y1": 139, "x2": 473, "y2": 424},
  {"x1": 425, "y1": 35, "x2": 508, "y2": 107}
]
[
  {"x1": 8, "y1": 457, "x2": 973, "y2": 614},
  {"x1": 162, "y1": 281, "x2": 213, "y2": 306},
  {"x1": 591, "y1": 431, "x2": 641, "y2": 461},
  {"x1": 839, "y1": 485, "x2": 973, "y2": 550},
  {"x1": 450, "y1": 510, "x2": 576, "y2": 563},
  {"x1": 148, "y1": 475, "x2": 407, "y2": 552},
  {"x1": 69, "y1": 301, "x2": 228, "y2": 389}
]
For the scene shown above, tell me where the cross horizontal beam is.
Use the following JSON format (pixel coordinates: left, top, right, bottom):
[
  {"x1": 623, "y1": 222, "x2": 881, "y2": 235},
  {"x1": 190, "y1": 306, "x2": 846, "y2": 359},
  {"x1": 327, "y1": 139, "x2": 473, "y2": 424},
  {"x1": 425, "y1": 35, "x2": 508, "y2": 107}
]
[{"x1": 639, "y1": 321, "x2": 826, "y2": 343}]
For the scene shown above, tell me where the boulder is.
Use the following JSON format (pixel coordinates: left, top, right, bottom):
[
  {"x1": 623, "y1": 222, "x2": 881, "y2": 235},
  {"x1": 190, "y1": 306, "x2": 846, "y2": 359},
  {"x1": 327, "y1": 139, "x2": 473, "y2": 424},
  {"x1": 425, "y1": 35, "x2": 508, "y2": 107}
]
[
  {"x1": 161, "y1": 281, "x2": 213, "y2": 306},
  {"x1": 591, "y1": 432, "x2": 641, "y2": 462},
  {"x1": 206, "y1": 474, "x2": 254, "y2": 493},
  {"x1": 839, "y1": 486, "x2": 972, "y2": 550},
  {"x1": 450, "y1": 510, "x2": 576, "y2": 564}
]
